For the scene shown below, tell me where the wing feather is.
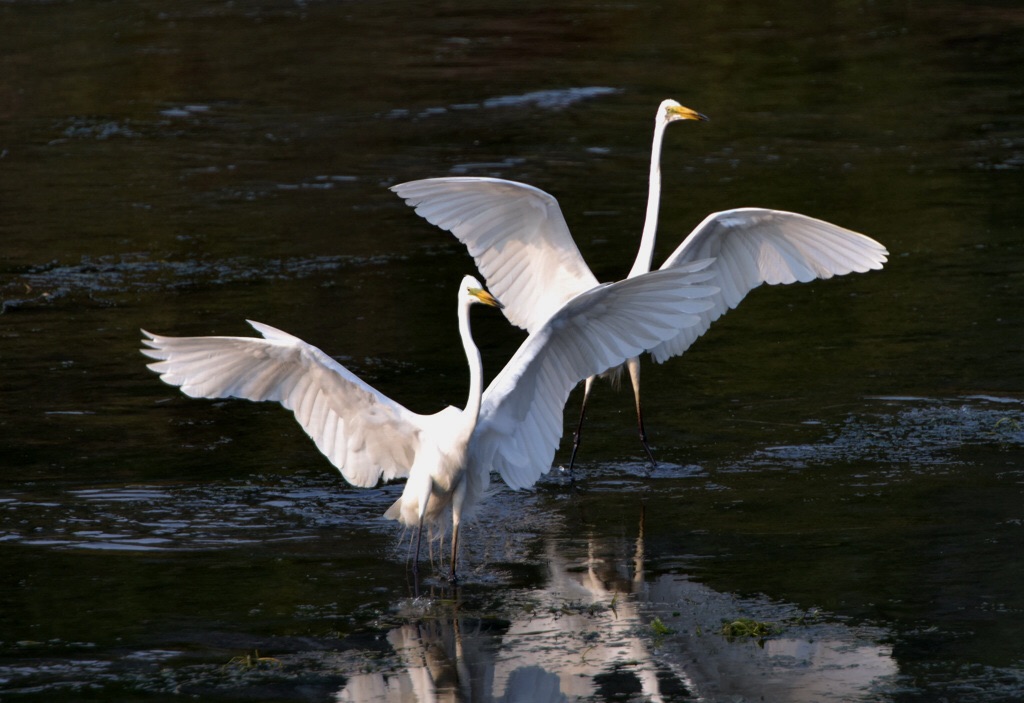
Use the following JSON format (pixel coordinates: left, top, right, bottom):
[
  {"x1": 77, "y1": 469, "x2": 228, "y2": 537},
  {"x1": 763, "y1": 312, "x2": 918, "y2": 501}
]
[
  {"x1": 650, "y1": 208, "x2": 887, "y2": 363},
  {"x1": 141, "y1": 320, "x2": 427, "y2": 488},
  {"x1": 471, "y1": 263, "x2": 719, "y2": 490},
  {"x1": 392, "y1": 177, "x2": 601, "y2": 331}
]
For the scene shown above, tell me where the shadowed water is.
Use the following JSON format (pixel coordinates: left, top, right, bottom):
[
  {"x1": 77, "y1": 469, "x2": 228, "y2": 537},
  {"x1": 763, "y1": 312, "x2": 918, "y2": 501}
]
[{"x1": 2, "y1": 0, "x2": 1024, "y2": 701}]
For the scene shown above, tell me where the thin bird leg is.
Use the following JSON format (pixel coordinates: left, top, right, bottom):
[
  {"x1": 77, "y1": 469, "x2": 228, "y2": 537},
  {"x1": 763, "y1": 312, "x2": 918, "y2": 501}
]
[
  {"x1": 448, "y1": 480, "x2": 466, "y2": 584},
  {"x1": 449, "y1": 521, "x2": 460, "y2": 584},
  {"x1": 401, "y1": 514, "x2": 422, "y2": 596},
  {"x1": 413, "y1": 521, "x2": 424, "y2": 573},
  {"x1": 627, "y1": 357, "x2": 656, "y2": 467},
  {"x1": 567, "y1": 376, "x2": 596, "y2": 475},
  {"x1": 412, "y1": 489, "x2": 431, "y2": 585}
]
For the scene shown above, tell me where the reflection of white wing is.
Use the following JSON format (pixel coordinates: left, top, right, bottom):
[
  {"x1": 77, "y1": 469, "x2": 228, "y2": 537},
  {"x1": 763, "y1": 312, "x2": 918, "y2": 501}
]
[
  {"x1": 392, "y1": 177, "x2": 600, "y2": 332},
  {"x1": 651, "y1": 208, "x2": 889, "y2": 363},
  {"x1": 142, "y1": 321, "x2": 426, "y2": 488},
  {"x1": 473, "y1": 264, "x2": 718, "y2": 490}
]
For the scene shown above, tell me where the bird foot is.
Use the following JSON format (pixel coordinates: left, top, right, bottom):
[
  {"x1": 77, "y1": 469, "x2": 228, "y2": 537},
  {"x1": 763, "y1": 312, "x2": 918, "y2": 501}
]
[{"x1": 639, "y1": 434, "x2": 657, "y2": 470}]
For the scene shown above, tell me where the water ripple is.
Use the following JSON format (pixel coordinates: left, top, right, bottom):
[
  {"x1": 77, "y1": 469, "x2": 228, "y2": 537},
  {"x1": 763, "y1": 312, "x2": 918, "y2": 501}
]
[
  {"x1": 0, "y1": 476, "x2": 400, "y2": 552},
  {"x1": 385, "y1": 86, "x2": 621, "y2": 121},
  {"x1": 748, "y1": 395, "x2": 1024, "y2": 469},
  {"x1": 2, "y1": 252, "x2": 398, "y2": 310}
]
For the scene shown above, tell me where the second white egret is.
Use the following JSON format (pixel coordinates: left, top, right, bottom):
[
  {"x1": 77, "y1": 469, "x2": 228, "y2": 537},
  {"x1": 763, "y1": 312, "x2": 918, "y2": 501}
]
[{"x1": 391, "y1": 100, "x2": 887, "y2": 470}]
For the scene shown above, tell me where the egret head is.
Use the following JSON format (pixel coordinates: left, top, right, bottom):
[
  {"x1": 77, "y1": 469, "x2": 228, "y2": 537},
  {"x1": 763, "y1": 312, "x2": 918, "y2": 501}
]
[
  {"x1": 462, "y1": 275, "x2": 503, "y2": 309},
  {"x1": 660, "y1": 99, "x2": 709, "y2": 124}
]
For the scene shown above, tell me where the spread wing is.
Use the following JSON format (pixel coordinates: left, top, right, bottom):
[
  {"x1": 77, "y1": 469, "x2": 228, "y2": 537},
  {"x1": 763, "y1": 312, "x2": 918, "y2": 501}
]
[
  {"x1": 392, "y1": 177, "x2": 600, "y2": 332},
  {"x1": 470, "y1": 262, "x2": 719, "y2": 491},
  {"x1": 141, "y1": 321, "x2": 428, "y2": 488},
  {"x1": 649, "y1": 208, "x2": 888, "y2": 363}
]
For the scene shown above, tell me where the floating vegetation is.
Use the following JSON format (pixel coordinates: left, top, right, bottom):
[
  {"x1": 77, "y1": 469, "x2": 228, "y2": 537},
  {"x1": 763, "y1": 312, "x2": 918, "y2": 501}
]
[
  {"x1": 992, "y1": 415, "x2": 1022, "y2": 437},
  {"x1": 720, "y1": 617, "x2": 777, "y2": 641},
  {"x1": 224, "y1": 650, "x2": 281, "y2": 671},
  {"x1": 651, "y1": 617, "x2": 675, "y2": 637}
]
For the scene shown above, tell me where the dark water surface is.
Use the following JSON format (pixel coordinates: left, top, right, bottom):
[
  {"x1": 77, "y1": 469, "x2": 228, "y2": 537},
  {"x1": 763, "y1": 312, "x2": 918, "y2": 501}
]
[{"x1": 2, "y1": 1, "x2": 1023, "y2": 700}]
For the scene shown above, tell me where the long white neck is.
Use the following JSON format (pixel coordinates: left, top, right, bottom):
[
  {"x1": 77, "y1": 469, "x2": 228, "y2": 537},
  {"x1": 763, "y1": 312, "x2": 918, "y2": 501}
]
[
  {"x1": 458, "y1": 297, "x2": 484, "y2": 427},
  {"x1": 627, "y1": 115, "x2": 669, "y2": 279}
]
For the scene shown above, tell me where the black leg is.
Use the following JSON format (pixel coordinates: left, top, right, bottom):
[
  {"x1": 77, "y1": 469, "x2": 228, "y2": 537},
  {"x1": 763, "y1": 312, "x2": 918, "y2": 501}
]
[
  {"x1": 567, "y1": 377, "x2": 595, "y2": 476},
  {"x1": 627, "y1": 357, "x2": 656, "y2": 468},
  {"x1": 636, "y1": 401, "x2": 656, "y2": 468}
]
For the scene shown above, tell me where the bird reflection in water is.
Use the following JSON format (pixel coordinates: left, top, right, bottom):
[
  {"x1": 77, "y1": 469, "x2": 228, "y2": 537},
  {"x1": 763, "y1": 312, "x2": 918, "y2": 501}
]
[
  {"x1": 334, "y1": 505, "x2": 898, "y2": 703},
  {"x1": 334, "y1": 508, "x2": 692, "y2": 702}
]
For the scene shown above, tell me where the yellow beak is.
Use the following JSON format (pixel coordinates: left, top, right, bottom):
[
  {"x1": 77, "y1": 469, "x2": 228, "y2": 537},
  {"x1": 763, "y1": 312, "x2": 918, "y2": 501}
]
[
  {"x1": 470, "y1": 287, "x2": 503, "y2": 309},
  {"x1": 668, "y1": 105, "x2": 709, "y2": 122}
]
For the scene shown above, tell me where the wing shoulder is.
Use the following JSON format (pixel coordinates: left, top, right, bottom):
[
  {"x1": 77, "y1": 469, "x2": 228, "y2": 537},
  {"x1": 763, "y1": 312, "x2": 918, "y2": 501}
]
[{"x1": 392, "y1": 177, "x2": 600, "y2": 331}]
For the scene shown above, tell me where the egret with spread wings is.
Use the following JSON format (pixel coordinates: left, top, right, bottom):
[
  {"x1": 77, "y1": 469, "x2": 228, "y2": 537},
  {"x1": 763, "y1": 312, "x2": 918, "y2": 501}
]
[
  {"x1": 391, "y1": 100, "x2": 888, "y2": 470},
  {"x1": 142, "y1": 268, "x2": 717, "y2": 580}
]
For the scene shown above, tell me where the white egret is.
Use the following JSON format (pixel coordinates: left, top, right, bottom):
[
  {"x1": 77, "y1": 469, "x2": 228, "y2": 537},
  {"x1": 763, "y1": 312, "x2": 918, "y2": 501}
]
[
  {"x1": 391, "y1": 100, "x2": 888, "y2": 470},
  {"x1": 141, "y1": 268, "x2": 717, "y2": 579}
]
